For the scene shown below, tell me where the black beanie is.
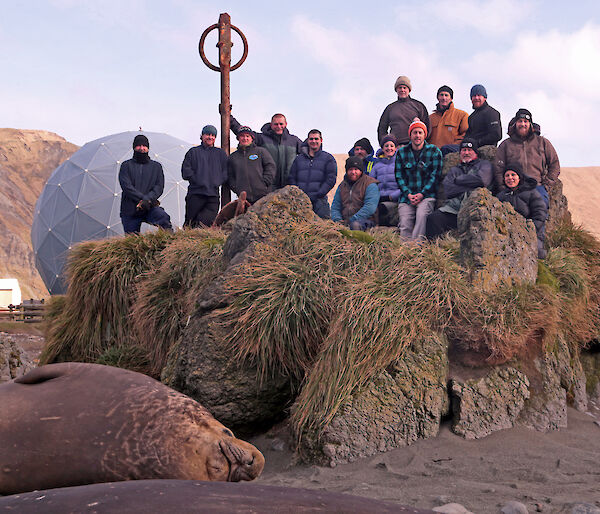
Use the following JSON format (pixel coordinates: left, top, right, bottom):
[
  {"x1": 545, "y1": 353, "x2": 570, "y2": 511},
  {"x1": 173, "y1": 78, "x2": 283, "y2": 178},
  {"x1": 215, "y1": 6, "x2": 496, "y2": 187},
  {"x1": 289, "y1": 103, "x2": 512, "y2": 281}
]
[
  {"x1": 437, "y1": 85, "x2": 454, "y2": 99},
  {"x1": 345, "y1": 156, "x2": 364, "y2": 172},
  {"x1": 515, "y1": 108, "x2": 533, "y2": 124},
  {"x1": 353, "y1": 137, "x2": 374, "y2": 155},
  {"x1": 460, "y1": 137, "x2": 479, "y2": 153},
  {"x1": 505, "y1": 162, "x2": 523, "y2": 177},
  {"x1": 133, "y1": 134, "x2": 149, "y2": 149}
]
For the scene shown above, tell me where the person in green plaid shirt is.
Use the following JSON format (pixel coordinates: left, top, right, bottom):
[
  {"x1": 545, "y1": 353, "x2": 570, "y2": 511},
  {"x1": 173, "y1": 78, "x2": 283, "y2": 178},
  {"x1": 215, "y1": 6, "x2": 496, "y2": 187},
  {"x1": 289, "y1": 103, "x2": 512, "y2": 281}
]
[{"x1": 395, "y1": 119, "x2": 442, "y2": 240}]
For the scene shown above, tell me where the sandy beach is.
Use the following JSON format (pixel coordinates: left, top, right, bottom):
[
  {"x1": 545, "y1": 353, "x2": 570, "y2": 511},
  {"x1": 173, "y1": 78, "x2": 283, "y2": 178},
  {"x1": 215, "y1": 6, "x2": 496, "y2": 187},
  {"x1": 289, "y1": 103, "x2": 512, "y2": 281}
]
[{"x1": 250, "y1": 404, "x2": 600, "y2": 512}]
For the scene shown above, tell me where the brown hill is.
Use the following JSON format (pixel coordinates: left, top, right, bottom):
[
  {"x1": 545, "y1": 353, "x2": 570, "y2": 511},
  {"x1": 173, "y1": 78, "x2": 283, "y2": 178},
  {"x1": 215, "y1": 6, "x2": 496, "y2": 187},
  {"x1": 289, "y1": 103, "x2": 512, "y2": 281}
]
[{"x1": 0, "y1": 129, "x2": 78, "y2": 298}]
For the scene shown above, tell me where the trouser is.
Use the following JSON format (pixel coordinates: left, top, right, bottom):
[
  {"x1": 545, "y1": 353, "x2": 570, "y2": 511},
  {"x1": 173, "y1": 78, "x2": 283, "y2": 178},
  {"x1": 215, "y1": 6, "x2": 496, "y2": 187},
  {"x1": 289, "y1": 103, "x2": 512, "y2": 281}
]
[
  {"x1": 378, "y1": 200, "x2": 399, "y2": 227},
  {"x1": 121, "y1": 206, "x2": 172, "y2": 234},
  {"x1": 349, "y1": 219, "x2": 376, "y2": 231},
  {"x1": 536, "y1": 185, "x2": 549, "y2": 210},
  {"x1": 185, "y1": 193, "x2": 220, "y2": 227},
  {"x1": 398, "y1": 198, "x2": 436, "y2": 240},
  {"x1": 426, "y1": 210, "x2": 458, "y2": 239},
  {"x1": 312, "y1": 197, "x2": 331, "y2": 219}
]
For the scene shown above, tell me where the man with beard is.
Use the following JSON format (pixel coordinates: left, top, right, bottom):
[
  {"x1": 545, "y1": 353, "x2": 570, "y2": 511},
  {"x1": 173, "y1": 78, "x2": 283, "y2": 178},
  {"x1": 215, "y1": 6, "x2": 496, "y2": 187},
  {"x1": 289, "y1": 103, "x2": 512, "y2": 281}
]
[
  {"x1": 495, "y1": 108, "x2": 560, "y2": 206},
  {"x1": 426, "y1": 138, "x2": 493, "y2": 239},
  {"x1": 428, "y1": 85, "x2": 469, "y2": 155},
  {"x1": 118, "y1": 134, "x2": 173, "y2": 234},
  {"x1": 231, "y1": 113, "x2": 302, "y2": 190},
  {"x1": 463, "y1": 84, "x2": 502, "y2": 148},
  {"x1": 377, "y1": 75, "x2": 430, "y2": 147}
]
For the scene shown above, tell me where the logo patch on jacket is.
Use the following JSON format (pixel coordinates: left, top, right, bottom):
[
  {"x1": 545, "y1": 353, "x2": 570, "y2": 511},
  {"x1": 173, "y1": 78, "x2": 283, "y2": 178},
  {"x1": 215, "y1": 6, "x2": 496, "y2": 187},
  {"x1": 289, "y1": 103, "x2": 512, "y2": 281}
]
[{"x1": 249, "y1": 154, "x2": 259, "y2": 160}]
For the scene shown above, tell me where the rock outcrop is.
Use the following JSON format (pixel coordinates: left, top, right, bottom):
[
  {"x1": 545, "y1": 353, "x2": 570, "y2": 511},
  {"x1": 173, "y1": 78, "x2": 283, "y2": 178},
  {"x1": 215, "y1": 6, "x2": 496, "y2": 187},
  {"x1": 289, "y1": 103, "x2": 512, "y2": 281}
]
[
  {"x1": 457, "y1": 188, "x2": 538, "y2": 291},
  {"x1": 0, "y1": 129, "x2": 78, "y2": 298},
  {"x1": 0, "y1": 332, "x2": 44, "y2": 382}
]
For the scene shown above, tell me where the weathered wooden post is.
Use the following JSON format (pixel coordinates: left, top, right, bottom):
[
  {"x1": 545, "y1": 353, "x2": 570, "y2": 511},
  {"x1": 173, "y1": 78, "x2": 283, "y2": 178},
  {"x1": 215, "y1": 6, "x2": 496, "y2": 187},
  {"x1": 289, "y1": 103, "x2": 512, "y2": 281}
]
[{"x1": 199, "y1": 13, "x2": 248, "y2": 207}]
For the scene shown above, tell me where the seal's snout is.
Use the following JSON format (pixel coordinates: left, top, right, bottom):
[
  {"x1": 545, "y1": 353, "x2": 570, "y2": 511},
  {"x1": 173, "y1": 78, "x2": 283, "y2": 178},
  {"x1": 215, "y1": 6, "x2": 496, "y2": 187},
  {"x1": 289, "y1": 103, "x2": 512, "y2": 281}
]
[{"x1": 220, "y1": 440, "x2": 264, "y2": 482}]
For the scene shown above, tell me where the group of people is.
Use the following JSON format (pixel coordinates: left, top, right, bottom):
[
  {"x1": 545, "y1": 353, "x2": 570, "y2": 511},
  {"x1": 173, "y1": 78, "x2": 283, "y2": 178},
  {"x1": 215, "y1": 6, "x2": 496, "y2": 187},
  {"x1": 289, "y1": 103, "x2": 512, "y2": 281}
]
[{"x1": 118, "y1": 75, "x2": 560, "y2": 259}]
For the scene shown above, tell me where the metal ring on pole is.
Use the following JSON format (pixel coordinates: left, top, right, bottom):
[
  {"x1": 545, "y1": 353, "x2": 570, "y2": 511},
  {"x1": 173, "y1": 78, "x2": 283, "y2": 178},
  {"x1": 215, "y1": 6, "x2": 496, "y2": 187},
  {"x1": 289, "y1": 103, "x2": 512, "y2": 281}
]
[{"x1": 198, "y1": 24, "x2": 249, "y2": 72}]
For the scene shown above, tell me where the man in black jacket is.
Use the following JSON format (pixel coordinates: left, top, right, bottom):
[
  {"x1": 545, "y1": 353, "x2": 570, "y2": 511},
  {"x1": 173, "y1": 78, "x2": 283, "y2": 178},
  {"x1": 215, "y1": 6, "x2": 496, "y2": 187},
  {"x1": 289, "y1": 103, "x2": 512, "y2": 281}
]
[
  {"x1": 181, "y1": 125, "x2": 228, "y2": 227},
  {"x1": 118, "y1": 134, "x2": 172, "y2": 234},
  {"x1": 463, "y1": 84, "x2": 502, "y2": 148}
]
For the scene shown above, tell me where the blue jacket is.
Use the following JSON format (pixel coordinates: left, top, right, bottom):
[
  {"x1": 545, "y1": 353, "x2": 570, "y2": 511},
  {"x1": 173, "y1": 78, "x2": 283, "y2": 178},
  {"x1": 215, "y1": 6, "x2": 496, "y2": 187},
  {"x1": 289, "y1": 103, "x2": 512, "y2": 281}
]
[
  {"x1": 119, "y1": 157, "x2": 165, "y2": 216},
  {"x1": 181, "y1": 143, "x2": 228, "y2": 197},
  {"x1": 370, "y1": 150, "x2": 400, "y2": 201},
  {"x1": 287, "y1": 146, "x2": 337, "y2": 201}
]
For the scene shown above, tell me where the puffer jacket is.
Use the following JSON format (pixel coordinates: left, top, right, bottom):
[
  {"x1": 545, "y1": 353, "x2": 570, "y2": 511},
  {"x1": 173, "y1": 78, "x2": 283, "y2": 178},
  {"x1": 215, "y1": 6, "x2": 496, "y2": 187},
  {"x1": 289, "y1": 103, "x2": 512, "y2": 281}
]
[
  {"x1": 377, "y1": 96, "x2": 430, "y2": 146},
  {"x1": 440, "y1": 158, "x2": 493, "y2": 215},
  {"x1": 231, "y1": 117, "x2": 302, "y2": 189},
  {"x1": 227, "y1": 143, "x2": 276, "y2": 204},
  {"x1": 287, "y1": 145, "x2": 337, "y2": 201},
  {"x1": 428, "y1": 102, "x2": 469, "y2": 148},
  {"x1": 370, "y1": 149, "x2": 400, "y2": 201},
  {"x1": 497, "y1": 171, "x2": 548, "y2": 254},
  {"x1": 495, "y1": 124, "x2": 560, "y2": 189}
]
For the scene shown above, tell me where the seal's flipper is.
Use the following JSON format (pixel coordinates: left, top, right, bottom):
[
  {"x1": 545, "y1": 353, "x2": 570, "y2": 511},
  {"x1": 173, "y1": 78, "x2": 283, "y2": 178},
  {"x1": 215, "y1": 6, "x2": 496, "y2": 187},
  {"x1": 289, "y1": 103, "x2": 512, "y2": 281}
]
[{"x1": 14, "y1": 366, "x2": 64, "y2": 384}]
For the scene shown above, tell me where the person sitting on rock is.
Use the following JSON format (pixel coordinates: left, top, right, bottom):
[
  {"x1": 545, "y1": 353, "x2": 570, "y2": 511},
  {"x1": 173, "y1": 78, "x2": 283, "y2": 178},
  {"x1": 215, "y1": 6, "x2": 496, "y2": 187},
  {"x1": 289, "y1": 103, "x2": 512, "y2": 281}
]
[
  {"x1": 287, "y1": 129, "x2": 337, "y2": 219},
  {"x1": 495, "y1": 108, "x2": 560, "y2": 207},
  {"x1": 227, "y1": 126, "x2": 276, "y2": 204},
  {"x1": 331, "y1": 156, "x2": 380, "y2": 231},
  {"x1": 395, "y1": 119, "x2": 442, "y2": 240},
  {"x1": 496, "y1": 162, "x2": 548, "y2": 259},
  {"x1": 426, "y1": 138, "x2": 493, "y2": 239},
  {"x1": 370, "y1": 134, "x2": 400, "y2": 226},
  {"x1": 348, "y1": 137, "x2": 377, "y2": 175}
]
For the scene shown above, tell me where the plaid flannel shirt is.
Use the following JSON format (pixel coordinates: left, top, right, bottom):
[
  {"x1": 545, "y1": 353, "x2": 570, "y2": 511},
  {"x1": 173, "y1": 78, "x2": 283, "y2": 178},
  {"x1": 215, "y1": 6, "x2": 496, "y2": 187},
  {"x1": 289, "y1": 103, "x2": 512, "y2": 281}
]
[{"x1": 394, "y1": 142, "x2": 442, "y2": 204}]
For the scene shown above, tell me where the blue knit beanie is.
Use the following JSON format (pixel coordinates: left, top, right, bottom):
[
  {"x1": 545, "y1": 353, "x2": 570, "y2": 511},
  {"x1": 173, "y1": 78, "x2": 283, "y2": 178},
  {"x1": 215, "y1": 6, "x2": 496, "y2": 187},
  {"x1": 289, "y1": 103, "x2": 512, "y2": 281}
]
[
  {"x1": 470, "y1": 84, "x2": 487, "y2": 98},
  {"x1": 202, "y1": 125, "x2": 218, "y2": 136}
]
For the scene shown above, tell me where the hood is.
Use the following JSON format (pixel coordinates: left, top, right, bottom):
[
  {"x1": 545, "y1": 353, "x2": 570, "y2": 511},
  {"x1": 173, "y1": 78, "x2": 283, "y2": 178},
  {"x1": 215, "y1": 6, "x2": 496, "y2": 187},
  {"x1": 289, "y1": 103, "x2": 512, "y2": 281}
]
[
  {"x1": 375, "y1": 148, "x2": 396, "y2": 161},
  {"x1": 261, "y1": 122, "x2": 290, "y2": 139},
  {"x1": 300, "y1": 140, "x2": 323, "y2": 157},
  {"x1": 505, "y1": 167, "x2": 537, "y2": 191},
  {"x1": 237, "y1": 142, "x2": 256, "y2": 151}
]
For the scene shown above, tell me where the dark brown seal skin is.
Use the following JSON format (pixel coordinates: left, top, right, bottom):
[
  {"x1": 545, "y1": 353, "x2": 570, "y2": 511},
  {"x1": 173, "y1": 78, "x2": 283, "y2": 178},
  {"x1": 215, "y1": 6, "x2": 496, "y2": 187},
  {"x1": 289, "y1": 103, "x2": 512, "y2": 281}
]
[
  {"x1": 0, "y1": 363, "x2": 265, "y2": 495},
  {"x1": 0, "y1": 480, "x2": 434, "y2": 513}
]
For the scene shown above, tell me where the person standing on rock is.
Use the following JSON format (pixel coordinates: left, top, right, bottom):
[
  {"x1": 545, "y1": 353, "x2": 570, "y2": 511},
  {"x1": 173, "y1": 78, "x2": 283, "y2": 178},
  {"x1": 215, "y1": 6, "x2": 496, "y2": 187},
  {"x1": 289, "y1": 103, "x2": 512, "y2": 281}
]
[
  {"x1": 227, "y1": 126, "x2": 276, "y2": 205},
  {"x1": 331, "y1": 156, "x2": 380, "y2": 231},
  {"x1": 463, "y1": 84, "x2": 502, "y2": 148},
  {"x1": 181, "y1": 125, "x2": 228, "y2": 227},
  {"x1": 377, "y1": 75, "x2": 430, "y2": 147},
  {"x1": 119, "y1": 134, "x2": 173, "y2": 234},
  {"x1": 497, "y1": 162, "x2": 548, "y2": 258},
  {"x1": 230, "y1": 113, "x2": 302, "y2": 191},
  {"x1": 287, "y1": 129, "x2": 337, "y2": 219},
  {"x1": 395, "y1": 119, "x2": 442, "y2": 240},
  {"x1": 426, "y1": 138, "x2": 493, "y2": 239},
  {"x1": 428, "y1": 85, "x2": 469, "y2": 155},
  {"x1": 495, "y1": 108, "x2": 560, "y2": 207}
]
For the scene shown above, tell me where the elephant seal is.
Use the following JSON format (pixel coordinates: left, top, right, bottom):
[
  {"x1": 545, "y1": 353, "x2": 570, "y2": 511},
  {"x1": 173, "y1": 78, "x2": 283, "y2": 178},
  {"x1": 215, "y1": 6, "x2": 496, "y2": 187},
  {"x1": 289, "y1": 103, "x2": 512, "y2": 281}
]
[
  {"x1": 0, "y1": 480, "x2": 431, "y2": 513},
  {"x1": 0, "y1": 363, "x2": 264, "y2": 495}
]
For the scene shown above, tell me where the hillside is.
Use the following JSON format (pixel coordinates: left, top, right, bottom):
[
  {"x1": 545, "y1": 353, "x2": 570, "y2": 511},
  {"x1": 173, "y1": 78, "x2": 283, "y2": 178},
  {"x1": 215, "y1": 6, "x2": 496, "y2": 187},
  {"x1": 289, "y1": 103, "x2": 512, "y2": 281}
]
[{"x1": 0, "y1": 129, "x2": 78, "y2": 298}]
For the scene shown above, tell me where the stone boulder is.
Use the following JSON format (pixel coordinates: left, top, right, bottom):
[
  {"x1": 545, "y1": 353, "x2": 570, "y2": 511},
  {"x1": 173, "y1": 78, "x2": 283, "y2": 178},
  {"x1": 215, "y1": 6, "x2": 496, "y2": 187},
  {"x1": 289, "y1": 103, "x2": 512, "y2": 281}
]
[
  {"x1": 450, "y1": 367, "x2": 530, "y2": 439},
  {"x1": 0, "y1": 332, "x2": 43, "y2": 383},
  {"x1": 163, "y1": 187, "x2": 316, "y2": 431},
  {"x1": 580, "y1": 348, "x2": 600, "y2": 403},
  {"x1": 298, "y1": 334, "x2": 449, "y2": 466},
  {"x1": 457, "y1": 188, "x2": 538, "y2": 291}
]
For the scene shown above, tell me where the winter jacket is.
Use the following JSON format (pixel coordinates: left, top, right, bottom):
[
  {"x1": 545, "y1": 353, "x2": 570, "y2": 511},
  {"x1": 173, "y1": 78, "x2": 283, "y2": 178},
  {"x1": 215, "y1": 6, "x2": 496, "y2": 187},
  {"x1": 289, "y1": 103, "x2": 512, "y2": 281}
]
[
  {"x1": 287, "y1": 145, "x2": 337, "y2": 201},
  {"x1": 227, "y1": 143, "x2": 276, "y2": 204},
  {"x1": 464, "y1": 101, "x2": 502, "y2": 148},
  {"x1": 395, "y1": 142, "x2": 442, "y2": 204},
  {"x1": 181, "y1": 143, "x2": 228, "y2": 196},
  {"x1": 370, "y1": 150, "x2": 400, "y2": 201},
  {"x1": 377, "y1": 96, "x2": 430, "y2": 146},
  {"x1": 497, "y1": 172, "x2": 548, "y2": 253},
  {"x1": 439, "y1": 158, "x2": 493, "y2": 215},
  {"x1": 428, "y1": 102, "x2": 469, "y2": 148},
  {"x1": 331, "y1": 174, "x2": 380, "y2": 224},
  {"x1": 231, "y1": 117, "x2": 302, "y2": 189},
  {"x1": 119, "y1": 157, "x2": 165, "y2": 216},
  {"x1": 494, "y1": 125, "x2": 560, "y2": 189}
]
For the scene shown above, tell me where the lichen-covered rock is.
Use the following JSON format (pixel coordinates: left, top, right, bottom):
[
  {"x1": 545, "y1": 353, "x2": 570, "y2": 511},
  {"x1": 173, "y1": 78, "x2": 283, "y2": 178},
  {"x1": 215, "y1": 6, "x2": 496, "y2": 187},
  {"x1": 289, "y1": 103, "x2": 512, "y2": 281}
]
[
  {"x1": 547, "y1": 179, "x2": 571, "y2": 234},
  {"x1": 450, "y1": 367, "x2": 530, "y2": 439},
  {"x1": 457, "y1": 188, "x2": 538, "y2": 291},
  {"x1": 223, "y1": 186, "x2": 315, "y2": 262},
  {"x1": 553, "y1": 335, "x2": 588, "y2": 411},
  {"x1": 298, "y1": 334, "x2": 449, "y2": 466},
  {"x1": 580, "y1": 348, "x2": 600, "y2": 403},
  {"x1": 0, "y1": 333, "x2": 43, "y2": 383}
]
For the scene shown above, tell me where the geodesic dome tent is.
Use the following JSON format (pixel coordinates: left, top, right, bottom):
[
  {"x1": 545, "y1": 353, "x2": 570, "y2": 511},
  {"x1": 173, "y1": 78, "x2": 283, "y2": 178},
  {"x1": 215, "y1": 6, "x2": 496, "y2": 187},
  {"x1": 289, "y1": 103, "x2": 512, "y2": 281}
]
[{"x1": 31, "y1": 131, "x2": 193, "y2": 295}]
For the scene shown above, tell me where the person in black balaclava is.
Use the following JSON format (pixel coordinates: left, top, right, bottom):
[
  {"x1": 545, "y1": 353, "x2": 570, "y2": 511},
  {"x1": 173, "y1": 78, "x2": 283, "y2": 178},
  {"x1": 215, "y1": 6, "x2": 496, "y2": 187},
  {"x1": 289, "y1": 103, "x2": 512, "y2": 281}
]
[{"x1": 118, "y1": 134, "x2": 173, "y2": 234}]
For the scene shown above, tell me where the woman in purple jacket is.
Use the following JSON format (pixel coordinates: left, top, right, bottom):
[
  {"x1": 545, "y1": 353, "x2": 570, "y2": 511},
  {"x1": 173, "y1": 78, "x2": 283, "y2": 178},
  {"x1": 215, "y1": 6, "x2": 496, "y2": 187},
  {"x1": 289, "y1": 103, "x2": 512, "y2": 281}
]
[{"x1": 370, "y1": 135, "x2": 400, "y2": 226}]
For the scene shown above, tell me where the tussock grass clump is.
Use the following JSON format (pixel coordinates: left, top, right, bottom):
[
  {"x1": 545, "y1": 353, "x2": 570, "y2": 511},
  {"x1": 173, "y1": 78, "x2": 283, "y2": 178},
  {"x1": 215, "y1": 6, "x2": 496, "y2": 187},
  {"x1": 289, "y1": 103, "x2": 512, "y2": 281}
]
[
  {"x1": 291, "y1": 242, "x2": 472, "y2": 436},
  {"x1": 41, "y1": 230, "x2": 177, "y2": 365},
  {"x1": 131, "y1": 229, "x2": 226, "y2": 376}
]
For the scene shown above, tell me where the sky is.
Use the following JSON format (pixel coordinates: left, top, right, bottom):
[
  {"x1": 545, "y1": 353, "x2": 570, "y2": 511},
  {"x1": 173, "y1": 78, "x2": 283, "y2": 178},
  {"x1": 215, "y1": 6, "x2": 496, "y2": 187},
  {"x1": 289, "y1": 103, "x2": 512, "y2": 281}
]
[{"x1": 2, "y1": 1, "x2": 599, "y2": 166}]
